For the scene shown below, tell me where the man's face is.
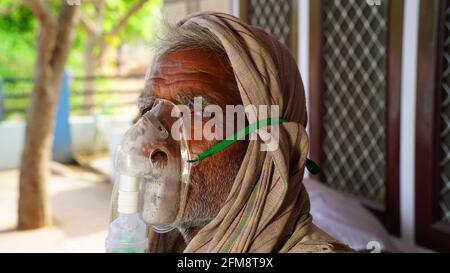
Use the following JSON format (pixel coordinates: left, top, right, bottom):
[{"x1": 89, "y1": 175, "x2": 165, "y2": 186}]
[{"x1": 139, "y1": 48, "x2": 248, "y2": 228}]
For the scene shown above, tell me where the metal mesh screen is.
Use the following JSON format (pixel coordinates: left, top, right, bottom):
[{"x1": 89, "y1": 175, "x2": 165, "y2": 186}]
[
  {"x1": 247, "y1": 0, "x2": 294, "y2": 48},
  {"x1": 439, "y1": 2, "x2": 450, "y2": 223},
  {"x1": 321, "y1": 0, "x2": 388, "y2": 205}
]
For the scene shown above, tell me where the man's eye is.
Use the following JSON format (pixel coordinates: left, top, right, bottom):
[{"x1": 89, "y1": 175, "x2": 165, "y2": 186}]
[{"x1": 141, "y1": 107, "x2": 152, "y2": 115}]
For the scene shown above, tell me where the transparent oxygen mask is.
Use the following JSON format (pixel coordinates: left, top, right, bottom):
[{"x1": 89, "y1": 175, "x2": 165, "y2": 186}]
[
  {"x1": 106, "y1": 98, "x2": 194, "y2": 252},
  {"x1": 112, "y1": 99, "x2": 193, "y2": 234}
]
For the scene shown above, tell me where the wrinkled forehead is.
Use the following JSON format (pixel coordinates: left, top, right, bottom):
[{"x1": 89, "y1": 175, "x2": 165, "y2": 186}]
[
  {"x1": 140, "y1": 48, "x2": 241, "y2": 110},
  {"x1": 152, "y1": 48, "x2": 232, "y2": 78}
]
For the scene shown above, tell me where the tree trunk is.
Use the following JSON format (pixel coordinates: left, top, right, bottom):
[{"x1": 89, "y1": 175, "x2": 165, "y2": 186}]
[
  {"x1": 18, "y1": 3, "x2": 79, "y2": 230},
  {"x1": 18, "y1": 79, "x2": 61, "y2": 229},
  {"x1": 18, "y1": 21, "x2": 57, "y2": 229}
]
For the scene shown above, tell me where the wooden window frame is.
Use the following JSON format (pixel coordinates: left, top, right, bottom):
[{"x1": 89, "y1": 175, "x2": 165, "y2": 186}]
[
  {"x1": 415, "y1": 0, "x2": 450, "y2": 252},
  {"x1": 309, "y1": 0, "x2": 403, "y2": 236}
]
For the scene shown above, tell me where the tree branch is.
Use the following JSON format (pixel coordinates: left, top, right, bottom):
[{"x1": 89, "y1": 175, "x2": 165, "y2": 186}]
[
  {"x1": 22, "y1": 0, "x2": 53, "y2": 26},
  {"x1": 50, "y1": 3, "x2": 80, "y2": 75},
  {"x1": 22, "y1": 0, "x2": 56, "y2": 88},
  {"x1": 106, "y1": 0, "x2": 148, "y2": 37},
  {"x1": 93, "y1": 0, "x2": 148, "y2": 67},
  {"x1": 80, "y1": 15, "x2": 100, "y2": 35},
  {"x1": 79, "y1": 0, "x2": 104, "y2": 36}
]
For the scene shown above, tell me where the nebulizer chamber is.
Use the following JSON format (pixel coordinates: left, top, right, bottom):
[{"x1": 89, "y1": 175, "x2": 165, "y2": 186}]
[{"x1": 105, "y1": 100, "x2": 191, "y2": 253}]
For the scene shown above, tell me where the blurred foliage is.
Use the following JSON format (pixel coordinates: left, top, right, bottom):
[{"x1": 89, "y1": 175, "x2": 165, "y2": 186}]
[
  {"x1": 0, "y1": 0, "x2": 163, "y2": 120},
  {"x1": 0, "y1": 1, "x2": 36, "y2": 78},
  {"x1": 102, "y1": 0, "x2": 162, "y2": 44}
]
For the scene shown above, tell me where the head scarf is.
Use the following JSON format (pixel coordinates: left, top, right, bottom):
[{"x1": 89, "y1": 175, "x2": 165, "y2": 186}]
[{"x1": 111, "y1": 12, "x2": 352, "y2": 253}]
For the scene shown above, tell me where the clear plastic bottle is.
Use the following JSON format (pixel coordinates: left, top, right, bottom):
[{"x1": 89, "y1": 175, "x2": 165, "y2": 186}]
[
  {"x1": 105, "y1": 143, "x2": 149, "y2": 253},
  {"x1": 105, "y1": 212, "x2": 148, "y2": 253}
]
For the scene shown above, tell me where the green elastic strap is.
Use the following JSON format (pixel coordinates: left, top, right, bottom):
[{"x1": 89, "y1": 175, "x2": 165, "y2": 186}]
[
  {"x1": 186, "y1": 117, "x2": 320, "y2": 175},
  {"x1": 306, "y1": 158, "x2": 320, "y2": 175}
]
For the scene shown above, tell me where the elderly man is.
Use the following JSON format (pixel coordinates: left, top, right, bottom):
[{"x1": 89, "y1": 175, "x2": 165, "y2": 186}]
[{"x1": 111, "y1": 12, "x2": 352, "y2": 253}]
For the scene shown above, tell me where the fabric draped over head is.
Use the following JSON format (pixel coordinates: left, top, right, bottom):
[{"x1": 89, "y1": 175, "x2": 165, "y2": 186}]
[{"x1": 113, "y1": 12, "x2": 352, "y2": 253}]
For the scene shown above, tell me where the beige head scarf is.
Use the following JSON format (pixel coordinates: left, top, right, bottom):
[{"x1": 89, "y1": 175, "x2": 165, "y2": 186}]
[{"x1": 111, "y1": 12, "x2": 352, "y2": 253}]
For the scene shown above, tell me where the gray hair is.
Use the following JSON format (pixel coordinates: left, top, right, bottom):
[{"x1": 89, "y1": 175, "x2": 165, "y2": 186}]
[
  {"x1": 144, "y1": 21, "x2": 229, "y2": 90},
  {"x1": 152, "y1": 21, "x2": 226, "y2": 64}
]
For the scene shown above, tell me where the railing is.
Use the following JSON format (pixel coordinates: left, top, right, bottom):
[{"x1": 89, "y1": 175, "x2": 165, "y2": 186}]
[{"x1": 0, "y1": 73, "x2": 146, "y2": 120}]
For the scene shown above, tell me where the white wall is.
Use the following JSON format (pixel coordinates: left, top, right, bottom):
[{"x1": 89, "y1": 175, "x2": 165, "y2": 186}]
[
  {"x1": 163, "y1": 0, "x2": 231, "y2": 24},
  {"x1": 399, "y1": 0, "x2": 420, "y2": 248},
  {"x1": 230, "y1": 0, "x2": 239, "y2": 17},
  {"x1": 0, "y1": 115, "x2": 133, "y2": 171},
  {"x1": 0, "y1": 121, "x2": 26, "y2": 170}
]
